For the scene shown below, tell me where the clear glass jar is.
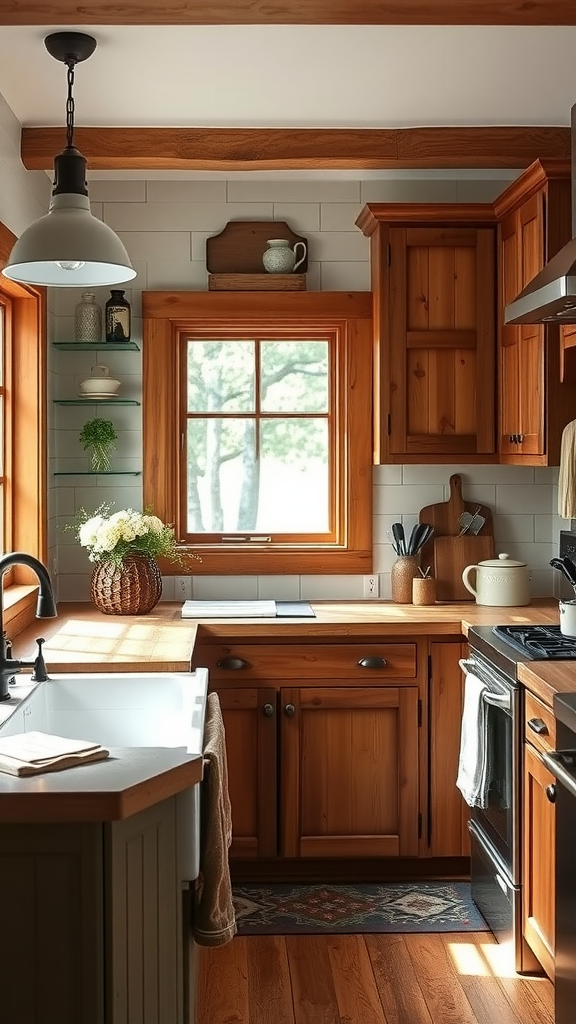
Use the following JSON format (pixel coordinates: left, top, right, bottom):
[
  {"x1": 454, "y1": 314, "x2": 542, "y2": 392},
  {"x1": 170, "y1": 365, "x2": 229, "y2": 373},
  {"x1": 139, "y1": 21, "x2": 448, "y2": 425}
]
[
  {"x1": 74, "y1": 292, "x2": 102, "y2": 344},
  {"x1": 105, "y1": 290, "x2": 131, "y2": 343}
]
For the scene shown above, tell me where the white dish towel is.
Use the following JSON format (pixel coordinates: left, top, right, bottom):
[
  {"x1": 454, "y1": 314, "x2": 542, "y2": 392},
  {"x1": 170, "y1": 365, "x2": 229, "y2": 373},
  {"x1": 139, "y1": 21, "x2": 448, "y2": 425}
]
[
  {"x1": 456, "y1": 671, "x2": 491, "y2": 808},
  {"x1": 558, "y1": 419, "x2": 576, "y2": 520}
]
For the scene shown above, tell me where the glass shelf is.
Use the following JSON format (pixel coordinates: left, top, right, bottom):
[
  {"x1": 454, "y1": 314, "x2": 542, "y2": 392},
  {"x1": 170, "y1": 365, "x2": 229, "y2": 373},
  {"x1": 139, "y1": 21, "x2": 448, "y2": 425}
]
[
  {"x1": 53, "y1": 400, "x2": 140, "y2": 406},
  {"x1": 53, "y1": 342, "x2": 140, "y2": 352},
  {"x1": 53, "y1": 471, "x2": 141, "y2": 477}
]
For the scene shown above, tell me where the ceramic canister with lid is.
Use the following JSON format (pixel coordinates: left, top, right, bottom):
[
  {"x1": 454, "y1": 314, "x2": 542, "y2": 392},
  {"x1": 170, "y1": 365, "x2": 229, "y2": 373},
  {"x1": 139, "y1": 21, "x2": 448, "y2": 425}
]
[{"x1": 461, "y1": 552, "x2": 531, "y2": 607}]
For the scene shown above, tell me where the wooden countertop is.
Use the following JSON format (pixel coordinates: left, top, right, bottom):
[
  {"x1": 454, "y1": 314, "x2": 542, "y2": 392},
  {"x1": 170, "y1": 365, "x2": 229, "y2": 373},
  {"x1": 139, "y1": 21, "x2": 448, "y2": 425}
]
[
  {"x1": 518, "y1": 661, "x2": 576, "y2": 707},
  {"x1": 0, "y1": 746, "x2": 203, "y2": 823},
  {"x1": 12, "y1": 598, "x2": 562, "y2": 670}
]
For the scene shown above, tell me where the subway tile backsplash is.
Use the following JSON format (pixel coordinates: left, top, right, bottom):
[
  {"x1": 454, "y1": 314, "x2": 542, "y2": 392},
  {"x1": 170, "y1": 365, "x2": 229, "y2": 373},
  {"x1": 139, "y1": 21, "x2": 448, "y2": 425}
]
[{"x1": 47, "y1": 172, "x2": 566, "y2": 603}]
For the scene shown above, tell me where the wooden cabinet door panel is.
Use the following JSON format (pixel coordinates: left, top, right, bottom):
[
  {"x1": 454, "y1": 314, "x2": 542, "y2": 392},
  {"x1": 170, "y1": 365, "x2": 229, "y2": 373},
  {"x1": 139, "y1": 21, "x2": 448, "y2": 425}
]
[
  {"x1": 389, "y1": 225, "x2": 495, "y2": 457},
  {"x1": 523, "y1": 742, "x2": 555, "y2": 980},
  {"x1": 280, "y1": 686, "x2": 420, "y2": 859},
  {"x1": 428, "y1": 642, "x2": 470, "y2": 857},
  {"x1": 217, "y1": 687, "x2": 277, "y2": 858}
]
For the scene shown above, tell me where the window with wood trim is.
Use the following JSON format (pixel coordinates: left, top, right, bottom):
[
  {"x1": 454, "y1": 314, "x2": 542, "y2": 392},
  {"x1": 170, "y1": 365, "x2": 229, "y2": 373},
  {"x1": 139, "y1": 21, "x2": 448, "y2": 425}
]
[
  {"x1": 143, "y1": 292, "x2": 373, "y2": 575},
  {"x1": 0, "y1": 222, "x2": 47, "y2": 631}
]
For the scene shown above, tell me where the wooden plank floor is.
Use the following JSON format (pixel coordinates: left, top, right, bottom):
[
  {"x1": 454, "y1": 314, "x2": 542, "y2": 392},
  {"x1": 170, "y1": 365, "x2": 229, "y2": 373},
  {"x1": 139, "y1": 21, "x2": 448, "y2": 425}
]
[{"x1": 197, "y1": 932, "x2": 554, "y2": 1024}]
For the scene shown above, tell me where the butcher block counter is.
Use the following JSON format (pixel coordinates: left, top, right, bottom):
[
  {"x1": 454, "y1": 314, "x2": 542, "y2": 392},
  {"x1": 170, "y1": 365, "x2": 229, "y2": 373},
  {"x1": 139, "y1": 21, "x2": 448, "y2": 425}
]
[
  {"x1": 9, "y1": 596, "x2": 574, "y2": 710},
  {"x1": 11, "y1": 597, "x2": 563, "y2": 670}
]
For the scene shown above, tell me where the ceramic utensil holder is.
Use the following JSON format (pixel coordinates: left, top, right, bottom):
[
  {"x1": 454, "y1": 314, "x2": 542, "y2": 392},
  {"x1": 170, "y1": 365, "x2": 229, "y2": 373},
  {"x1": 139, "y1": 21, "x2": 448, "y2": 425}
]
[
  {"x1": 412, "y1": 576, "x2": 437, "y2": 606},
  {"x1": 391, "y1": 555, "x2": 419, "y2": 604}
]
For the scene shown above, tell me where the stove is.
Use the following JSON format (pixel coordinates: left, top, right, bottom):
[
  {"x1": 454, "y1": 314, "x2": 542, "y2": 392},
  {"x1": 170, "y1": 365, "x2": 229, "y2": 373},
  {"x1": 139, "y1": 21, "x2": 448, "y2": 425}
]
[
  {"x1": 467, "y1": 623, "x2": 576, "y2": 681},
  {"x1": 492, "y1": 624, "x2": 576, "y2": 660}
]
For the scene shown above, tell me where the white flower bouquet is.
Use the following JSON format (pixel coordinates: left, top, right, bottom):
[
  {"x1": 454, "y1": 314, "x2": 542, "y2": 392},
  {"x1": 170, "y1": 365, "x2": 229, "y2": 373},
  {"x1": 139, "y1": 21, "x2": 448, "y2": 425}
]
[{"x1": 68, "y1": 503, "x2": 191, "y2": 568}]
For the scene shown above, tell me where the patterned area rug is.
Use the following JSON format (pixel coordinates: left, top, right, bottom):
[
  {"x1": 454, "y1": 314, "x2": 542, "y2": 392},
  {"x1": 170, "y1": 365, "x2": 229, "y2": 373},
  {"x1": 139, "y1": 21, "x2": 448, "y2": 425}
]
[{"x1": 233, "y1": 882, "x2": 489, "y2": 935}]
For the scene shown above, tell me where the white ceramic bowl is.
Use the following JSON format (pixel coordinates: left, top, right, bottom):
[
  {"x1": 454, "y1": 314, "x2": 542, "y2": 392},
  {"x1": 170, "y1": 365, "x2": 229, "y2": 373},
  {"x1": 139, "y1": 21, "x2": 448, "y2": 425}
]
[{"x1": 80, "y1": 365, "x2": 121, "y2": 395}]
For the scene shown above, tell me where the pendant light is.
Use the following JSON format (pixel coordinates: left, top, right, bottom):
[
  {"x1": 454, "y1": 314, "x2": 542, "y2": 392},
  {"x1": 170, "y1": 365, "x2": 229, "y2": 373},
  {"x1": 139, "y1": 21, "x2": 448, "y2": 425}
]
[{"x1": 2, "y1": 32, "x2": 136, "y2": 288}]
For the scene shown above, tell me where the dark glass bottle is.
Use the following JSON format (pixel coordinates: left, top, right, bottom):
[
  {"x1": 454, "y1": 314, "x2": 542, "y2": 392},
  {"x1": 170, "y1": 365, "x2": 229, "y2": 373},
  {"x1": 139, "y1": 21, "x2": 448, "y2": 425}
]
[{"x1": 105, "y1": 290, "x2": 131, "y2": 343}]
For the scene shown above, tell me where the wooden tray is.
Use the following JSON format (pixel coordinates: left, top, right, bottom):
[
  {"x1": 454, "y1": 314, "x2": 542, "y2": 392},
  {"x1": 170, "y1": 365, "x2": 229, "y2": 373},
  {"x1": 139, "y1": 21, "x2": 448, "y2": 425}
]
[{"x1": 206, "y1": 221, "x2": 308, "y2": 274}]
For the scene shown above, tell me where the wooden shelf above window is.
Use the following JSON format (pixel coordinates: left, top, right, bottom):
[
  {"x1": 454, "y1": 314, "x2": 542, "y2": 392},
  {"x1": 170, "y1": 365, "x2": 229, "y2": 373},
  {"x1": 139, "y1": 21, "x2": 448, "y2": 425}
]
[{"x1": 208, "y1": 273, "x2": 306, "y2": 291}]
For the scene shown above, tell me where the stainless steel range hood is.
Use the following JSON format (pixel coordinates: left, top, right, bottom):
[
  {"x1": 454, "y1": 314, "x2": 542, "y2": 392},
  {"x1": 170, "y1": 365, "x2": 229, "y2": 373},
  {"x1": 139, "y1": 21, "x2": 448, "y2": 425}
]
[{"x1": 505, "y1": 103, "x2": 576, "y2": 325}]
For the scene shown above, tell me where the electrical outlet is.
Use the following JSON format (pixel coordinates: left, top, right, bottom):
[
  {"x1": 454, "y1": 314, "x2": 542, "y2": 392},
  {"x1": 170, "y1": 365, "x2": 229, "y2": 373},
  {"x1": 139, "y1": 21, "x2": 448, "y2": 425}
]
[
  {"x1": 175, "y1": 576, "x2": 193, "y2": 601},
  {"x1": 363, "y1": 575, "x2": 380, "y2": 599}
]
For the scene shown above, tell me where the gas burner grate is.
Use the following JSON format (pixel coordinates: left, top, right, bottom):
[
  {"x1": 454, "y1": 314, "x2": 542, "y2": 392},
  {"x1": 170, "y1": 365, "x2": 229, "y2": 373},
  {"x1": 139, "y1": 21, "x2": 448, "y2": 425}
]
[{"x1": 492, "y1": 624, "x2": 576, "y2": 660}]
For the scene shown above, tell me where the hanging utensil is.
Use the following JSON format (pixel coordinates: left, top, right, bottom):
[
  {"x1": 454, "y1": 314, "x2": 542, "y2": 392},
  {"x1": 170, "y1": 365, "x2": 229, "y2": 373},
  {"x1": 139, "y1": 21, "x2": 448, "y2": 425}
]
[
  {"x1": 469, "y1": 511, "x2": 486, "y2": 535},
  {"x1": 550, "y1": 557, "x2": 576, "y2": 592},
  {"x1": 458, "y1": 506, "x2": 481, "y2": 536}
]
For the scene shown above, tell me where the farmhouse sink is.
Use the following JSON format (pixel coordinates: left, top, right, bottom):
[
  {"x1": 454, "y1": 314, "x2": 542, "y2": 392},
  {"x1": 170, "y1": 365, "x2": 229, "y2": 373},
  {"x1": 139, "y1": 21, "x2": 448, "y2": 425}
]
[{"x1": 0, "y1": 669, "x2": 208, "y2": 753}]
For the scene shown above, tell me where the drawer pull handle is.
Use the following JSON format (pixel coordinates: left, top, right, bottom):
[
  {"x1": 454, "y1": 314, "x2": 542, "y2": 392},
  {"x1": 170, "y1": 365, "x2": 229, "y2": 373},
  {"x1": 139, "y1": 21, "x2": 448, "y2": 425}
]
[
  {"x1": 284, "y1": 703, "x2": 296, "y2": 717},
  {"x1": 358, "y1": 656, "x2": 387, "y2": 669},
  {"x1": 263, "y1": 703, "x2": 274, "y2": 718},
  {"x1": 216, "y1": 656, "x2": 248, "y2": 670},
  {"x1": 528, "y1": 717, "x2": 548, "y2": 735},
  {"x1": 545, "y1": 784, "x2": 557, "y2": 804}
]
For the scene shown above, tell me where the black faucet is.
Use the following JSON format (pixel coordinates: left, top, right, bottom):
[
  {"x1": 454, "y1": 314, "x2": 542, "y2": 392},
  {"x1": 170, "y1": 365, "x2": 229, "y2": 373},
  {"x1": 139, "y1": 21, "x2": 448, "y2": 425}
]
[{"x1": 0, "y1": 553, "x2": 57, "y2": 702}]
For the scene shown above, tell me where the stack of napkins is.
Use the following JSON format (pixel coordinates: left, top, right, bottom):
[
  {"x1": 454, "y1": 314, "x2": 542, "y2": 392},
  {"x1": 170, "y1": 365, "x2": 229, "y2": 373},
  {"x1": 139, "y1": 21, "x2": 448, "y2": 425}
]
[{"x1": 0, "y1": 731, "x2": 109, "y2": 777}]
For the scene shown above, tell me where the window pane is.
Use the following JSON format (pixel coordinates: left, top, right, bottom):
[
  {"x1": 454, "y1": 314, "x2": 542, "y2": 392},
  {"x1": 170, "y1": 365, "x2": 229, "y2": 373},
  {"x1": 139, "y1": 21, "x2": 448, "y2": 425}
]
[
  {"x1": 261, "y1": 340, "x2": 329, "y2": 412},
  {"x1": 187, "y1": 417, "x2": 329, "y2": 533},
  {"x1": 187, "y1": 340, "x2": 254, "y2": 412}
]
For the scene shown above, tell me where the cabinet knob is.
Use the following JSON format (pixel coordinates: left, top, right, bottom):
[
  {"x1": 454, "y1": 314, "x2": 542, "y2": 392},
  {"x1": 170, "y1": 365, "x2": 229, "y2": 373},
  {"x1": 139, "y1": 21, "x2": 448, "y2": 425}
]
[
  {"x1": 528, "y1": 717, "x2": 548, "y2": 735},
  {"x1": 263, "y1": 703, "x2": 274, "y2": 718},
  {"x1": 545, "y1": 784, "x2": 557, "y2": 804},
  {"x1": 357, "y1": 656, "x2": 387, "y2": 669},
  {"x1": 284, "y1": 703, "x2": 296, "y2": 717},
  {"x1": 216, "y1": 656, "x2": 248, "y2": 670}
]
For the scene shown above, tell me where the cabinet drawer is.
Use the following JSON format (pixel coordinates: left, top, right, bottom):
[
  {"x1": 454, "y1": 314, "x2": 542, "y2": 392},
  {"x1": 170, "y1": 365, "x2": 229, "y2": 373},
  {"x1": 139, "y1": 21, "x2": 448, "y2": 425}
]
[
  {"x1": 525, "y1": 691, "x2": 556, "y2": 754},
  {"x1": 194, "y1": 643, "x2": 417, "y2": 682}
]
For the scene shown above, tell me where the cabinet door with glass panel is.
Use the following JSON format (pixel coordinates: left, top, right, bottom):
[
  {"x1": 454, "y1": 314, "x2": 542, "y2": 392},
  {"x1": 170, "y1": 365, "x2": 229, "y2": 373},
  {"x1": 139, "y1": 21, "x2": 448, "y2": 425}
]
[{"x1": 142, "y1": 292, "x2": 373, "y2": 576}]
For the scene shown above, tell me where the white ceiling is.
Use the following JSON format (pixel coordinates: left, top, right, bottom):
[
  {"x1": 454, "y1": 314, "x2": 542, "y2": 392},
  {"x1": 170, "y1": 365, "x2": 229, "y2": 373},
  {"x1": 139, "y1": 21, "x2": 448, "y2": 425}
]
[{"x1": 0, "y1": 24, "x2": 575, "y2": 130}]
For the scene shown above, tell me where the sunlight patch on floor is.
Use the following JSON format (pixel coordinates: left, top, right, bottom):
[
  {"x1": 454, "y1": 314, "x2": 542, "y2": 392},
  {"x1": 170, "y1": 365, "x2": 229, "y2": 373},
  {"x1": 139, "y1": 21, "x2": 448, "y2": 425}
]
[{"x1": 447, "y1": 941, "x2": 492, "y2": 976}]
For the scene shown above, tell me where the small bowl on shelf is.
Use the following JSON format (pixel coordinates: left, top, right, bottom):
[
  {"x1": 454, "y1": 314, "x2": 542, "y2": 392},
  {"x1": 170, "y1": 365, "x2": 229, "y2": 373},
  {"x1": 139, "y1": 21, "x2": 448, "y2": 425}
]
[{"x1": 79, "y1": 364, "x2": 121, "y2": 397}]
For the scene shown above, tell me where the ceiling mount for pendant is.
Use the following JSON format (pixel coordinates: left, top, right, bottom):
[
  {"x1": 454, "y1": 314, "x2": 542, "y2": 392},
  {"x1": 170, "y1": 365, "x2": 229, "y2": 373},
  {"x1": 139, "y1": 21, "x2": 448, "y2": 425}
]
[
  {"x1": 1, "y1": 31, "x2": 136, "y2": 289},
  {"x1": 44, "y1": 32, "x2": 97, "y2": 66}
]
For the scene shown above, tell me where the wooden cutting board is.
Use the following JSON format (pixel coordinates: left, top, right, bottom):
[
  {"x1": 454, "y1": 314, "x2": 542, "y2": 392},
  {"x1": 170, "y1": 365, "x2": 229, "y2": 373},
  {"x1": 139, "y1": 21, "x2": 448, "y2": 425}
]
[
  {"x1": 433, "y1": 535, "x2": 495, "y2": 602},
  {"x1": 418, "y1": 474, "x2": 495, "y2": 601}
]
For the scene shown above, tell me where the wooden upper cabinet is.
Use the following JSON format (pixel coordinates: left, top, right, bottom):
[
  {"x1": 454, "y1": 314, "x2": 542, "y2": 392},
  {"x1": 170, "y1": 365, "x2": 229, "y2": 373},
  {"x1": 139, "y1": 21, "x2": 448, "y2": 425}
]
[
  {"x1": 356, "y1": 205, "x2": 497, "y2": 463},
  {"x1": 494, "y1": 158, "x2": 576, "y2": 465}
]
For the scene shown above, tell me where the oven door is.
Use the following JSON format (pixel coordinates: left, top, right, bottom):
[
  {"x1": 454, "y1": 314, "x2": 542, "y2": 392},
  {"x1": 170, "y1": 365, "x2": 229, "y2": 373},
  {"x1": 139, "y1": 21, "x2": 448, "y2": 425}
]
[{"x1": 460, "y1": 655, "x2": 519, "y2": 882}]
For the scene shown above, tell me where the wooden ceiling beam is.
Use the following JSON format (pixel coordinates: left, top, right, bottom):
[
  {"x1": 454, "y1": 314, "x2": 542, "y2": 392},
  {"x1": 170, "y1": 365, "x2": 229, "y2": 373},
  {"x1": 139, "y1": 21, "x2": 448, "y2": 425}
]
[
  {"x1": 1, "y1": 1, "x2": 575, "y2": 25},
  {"x1": 21, "y1": 126, "x2": 572, "y2": 172}
]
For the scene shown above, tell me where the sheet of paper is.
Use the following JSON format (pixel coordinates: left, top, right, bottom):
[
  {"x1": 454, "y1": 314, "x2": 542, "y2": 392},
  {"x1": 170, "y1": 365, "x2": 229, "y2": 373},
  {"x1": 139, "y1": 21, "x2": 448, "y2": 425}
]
[{"x1": 181, "y1": 600, "x2": 277, "y2": 618}]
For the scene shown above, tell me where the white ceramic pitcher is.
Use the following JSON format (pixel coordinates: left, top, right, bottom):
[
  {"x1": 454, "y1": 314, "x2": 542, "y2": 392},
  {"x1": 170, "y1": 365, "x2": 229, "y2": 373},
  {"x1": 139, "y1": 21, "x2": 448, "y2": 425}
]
[{"x1": 262, "y1": 238, "x2": 307, "y2": 274}]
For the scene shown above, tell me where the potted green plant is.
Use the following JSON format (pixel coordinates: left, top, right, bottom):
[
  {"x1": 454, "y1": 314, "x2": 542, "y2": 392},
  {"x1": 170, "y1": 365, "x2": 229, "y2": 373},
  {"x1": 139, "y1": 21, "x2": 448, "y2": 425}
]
[{"x1": 79, "y1": 417, "x2": 118, "y2": 472}]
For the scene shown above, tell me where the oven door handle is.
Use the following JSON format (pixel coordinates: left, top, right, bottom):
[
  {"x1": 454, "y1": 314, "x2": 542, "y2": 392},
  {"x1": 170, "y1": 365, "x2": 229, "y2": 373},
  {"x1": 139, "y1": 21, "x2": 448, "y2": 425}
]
[
  {"x1": 458, "y1": 659, "x2": 511, "y2": 710},
  {"x1": 482, "y1": 691, "x2": 511, "y2": 709}
]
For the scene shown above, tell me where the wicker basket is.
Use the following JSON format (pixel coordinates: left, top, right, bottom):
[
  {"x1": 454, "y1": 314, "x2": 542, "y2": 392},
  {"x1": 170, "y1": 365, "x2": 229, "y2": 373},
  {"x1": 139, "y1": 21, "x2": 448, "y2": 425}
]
[{"x1": 90, "y1": 555, "x2": 162, "y2": 615}]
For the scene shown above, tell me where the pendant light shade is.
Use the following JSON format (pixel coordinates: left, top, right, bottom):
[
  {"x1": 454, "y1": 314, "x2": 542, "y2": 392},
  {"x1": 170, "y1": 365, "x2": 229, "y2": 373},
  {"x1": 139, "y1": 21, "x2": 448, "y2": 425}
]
[{"x1": 2, "y1": 32, "x2": 136, "y2": 289}]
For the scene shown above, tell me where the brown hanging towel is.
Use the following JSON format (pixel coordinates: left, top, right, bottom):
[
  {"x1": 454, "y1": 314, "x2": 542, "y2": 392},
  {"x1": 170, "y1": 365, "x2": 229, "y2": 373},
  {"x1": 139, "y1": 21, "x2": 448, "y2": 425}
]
[{"x1": 192, "y1": 692, "x2": 237, "y2": 947}]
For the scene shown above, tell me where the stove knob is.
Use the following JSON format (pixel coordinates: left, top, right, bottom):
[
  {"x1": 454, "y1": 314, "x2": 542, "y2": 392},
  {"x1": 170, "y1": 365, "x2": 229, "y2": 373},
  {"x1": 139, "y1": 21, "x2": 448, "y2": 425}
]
[{"x1": 545, "y1": 784, "x2": 557, "y2": 804}]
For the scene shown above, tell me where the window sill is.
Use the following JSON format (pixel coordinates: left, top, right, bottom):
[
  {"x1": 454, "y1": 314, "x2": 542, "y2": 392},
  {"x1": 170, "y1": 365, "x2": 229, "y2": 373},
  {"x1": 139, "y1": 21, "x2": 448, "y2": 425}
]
[{"x1": 3, "y1": 585, "x2": 40, "y2": 637}]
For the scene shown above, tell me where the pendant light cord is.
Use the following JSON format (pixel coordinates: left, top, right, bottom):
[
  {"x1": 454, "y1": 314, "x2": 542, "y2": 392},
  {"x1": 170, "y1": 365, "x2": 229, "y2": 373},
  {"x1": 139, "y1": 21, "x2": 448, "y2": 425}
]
[{"x1": 65, "y1": 59, "x2": 76, "y2": 150}]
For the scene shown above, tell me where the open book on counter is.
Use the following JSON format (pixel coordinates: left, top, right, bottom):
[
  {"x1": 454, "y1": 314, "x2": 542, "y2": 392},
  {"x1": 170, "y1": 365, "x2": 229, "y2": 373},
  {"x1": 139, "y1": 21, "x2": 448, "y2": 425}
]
[{"x1": 0, "y1": 731, "x2": 109, "y2": 777}]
